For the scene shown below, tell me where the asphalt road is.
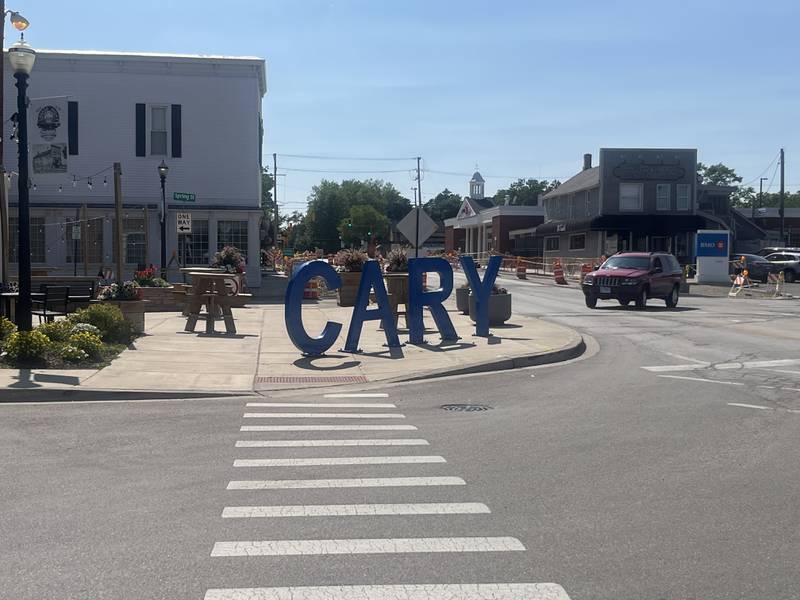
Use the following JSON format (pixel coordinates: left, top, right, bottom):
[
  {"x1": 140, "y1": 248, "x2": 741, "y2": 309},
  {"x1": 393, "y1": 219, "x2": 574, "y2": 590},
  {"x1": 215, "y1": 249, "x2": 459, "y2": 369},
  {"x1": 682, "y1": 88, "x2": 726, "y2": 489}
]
[{"x1": 2, "y1": 279, "x2": 799, "y2": 600}]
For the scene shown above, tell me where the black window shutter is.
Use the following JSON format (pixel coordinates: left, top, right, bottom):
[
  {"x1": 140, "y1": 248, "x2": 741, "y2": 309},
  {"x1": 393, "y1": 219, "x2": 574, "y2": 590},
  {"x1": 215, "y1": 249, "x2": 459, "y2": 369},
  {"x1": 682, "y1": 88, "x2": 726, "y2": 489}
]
[
  {"x1": 67, "y1": 101, "x2": 79, "y2": 155},
  {"x1": 135, "y1": 103, "x2": 146, "y2": 157},
  {"x1": 171, "y1": 104, "x2": 182, "y2": 158}
]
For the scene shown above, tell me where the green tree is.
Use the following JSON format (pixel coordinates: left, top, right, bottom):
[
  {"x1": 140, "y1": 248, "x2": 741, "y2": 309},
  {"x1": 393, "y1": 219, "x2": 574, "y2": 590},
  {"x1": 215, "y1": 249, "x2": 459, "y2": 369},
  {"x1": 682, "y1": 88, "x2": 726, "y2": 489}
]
[
  {"x1": 696, "y1": 162, "x2": 742, "y2": 187},
  {"x1": 260, "y1": 167, "x2": 278, "y2": 245},
  {"x1": 304, "y1": 179, "x2": 411, "y2": 253},
  {"x1": 493, "y1": 178, "x2": 560, "y2": 206},
  {"x1": 424, "y1": 188, "x2": 463, "y2": 222},
  {"x1": 339, "y1": 204, "x2": 390, "y2": 246},
  {"x1": 758, "y1": 191, "x2": 800, "y2": 209}
]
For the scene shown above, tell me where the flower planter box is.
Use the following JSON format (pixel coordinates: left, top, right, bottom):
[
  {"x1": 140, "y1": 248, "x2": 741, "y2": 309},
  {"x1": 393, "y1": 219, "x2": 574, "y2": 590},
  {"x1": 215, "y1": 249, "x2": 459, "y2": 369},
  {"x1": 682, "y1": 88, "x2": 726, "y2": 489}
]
[
  {"x1": 384, "y1": 272, "x2": 409, "y2": 306},
  {"x1": 337, "y1": 271, "x2": 362, "y2": 307},
  {"x1": 455, "y1": 287, "x2": 470, "y2": 314},
  {"x1": 468, "y1": 293, "x2": 512, "y2": 325},
  {"x1": 138, "y1": 286, "x2": 181, "y2": 312},
  {"x1": 92, "y1": 299, "x2": 147, "y2": 334}
]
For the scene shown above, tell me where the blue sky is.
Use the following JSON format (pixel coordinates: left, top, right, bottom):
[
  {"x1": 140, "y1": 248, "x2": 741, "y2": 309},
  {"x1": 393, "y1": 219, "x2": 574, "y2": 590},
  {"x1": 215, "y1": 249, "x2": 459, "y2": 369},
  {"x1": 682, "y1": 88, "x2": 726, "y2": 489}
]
[{"x1": 19, "y1": 0, "x2": 799, "y2": 212}]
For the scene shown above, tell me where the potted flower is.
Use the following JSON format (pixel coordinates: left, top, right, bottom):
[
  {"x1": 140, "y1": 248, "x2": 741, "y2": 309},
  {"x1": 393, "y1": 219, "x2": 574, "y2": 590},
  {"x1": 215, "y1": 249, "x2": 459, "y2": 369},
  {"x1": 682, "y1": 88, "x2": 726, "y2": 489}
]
[
  {"x1": 468, "y1": 284, "x2": 512, "y2": 326},
  {"x1": 133, "y1": 265, "x2": 177, "y2": 312},
  {"x1": 456, "y1": 281, "x2": 471, "y2": 314},
  {"x1": 383, "y1": 248, "x2": 409, "y2": 306},
  {"x1": 335, "y1": 248, "x2": 367, "y2": 307},
  {"x1": 212, "y1": 246, "x2": 246, "y2": 273},
  {"x1": 95, "y1": 280, "x2": 146, "y2": 333}
]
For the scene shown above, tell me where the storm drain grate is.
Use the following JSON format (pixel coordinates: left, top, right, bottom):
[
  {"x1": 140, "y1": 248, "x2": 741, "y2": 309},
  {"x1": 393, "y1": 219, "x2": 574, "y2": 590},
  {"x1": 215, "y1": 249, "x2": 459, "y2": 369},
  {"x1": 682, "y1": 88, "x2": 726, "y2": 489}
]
[
  {"x1": 255, "y1": 375, "x2": 369, "y2": 384},
  {"x1": 440, "y1": 404, "x2": 493, "y2": 412}
]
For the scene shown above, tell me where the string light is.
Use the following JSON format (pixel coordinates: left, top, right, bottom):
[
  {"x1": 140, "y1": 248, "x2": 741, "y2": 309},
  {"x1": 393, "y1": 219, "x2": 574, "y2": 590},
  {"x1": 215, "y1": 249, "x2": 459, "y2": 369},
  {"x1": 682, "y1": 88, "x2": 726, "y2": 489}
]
[
  {"x1": 58, "y1": 185, "x2": 62, "y2": 192},
  {"x1": 72, "y1": 175, "x2": 77, "y2": 188},
  {"x1": 87, "y1": 177, "x2": 93, "y2": 190},
  {"x1": 103, "y1": 176, "x2": 107, "y2": 187}
]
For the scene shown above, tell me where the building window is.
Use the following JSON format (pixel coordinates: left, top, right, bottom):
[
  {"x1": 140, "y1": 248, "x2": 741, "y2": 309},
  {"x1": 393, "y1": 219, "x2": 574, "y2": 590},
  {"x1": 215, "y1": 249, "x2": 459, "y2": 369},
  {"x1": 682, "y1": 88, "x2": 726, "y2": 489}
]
[
  {"x1": 9, "y1": 217, "x2": 45, "y2": 263},
  {"x1": 677, "y1": 184, "x2": 691, "y2": 210},
  {"x1": 218, "y1": 220, "x2": 248, "y2": 260},
  {"x1": 66, "y1": 218, "x2": 104, "y2": 263},
  {"x1": 179, "y1": 219, "x2": 209, "y2": 265},
  {"x1": 150, "y1": 106, "x2": 168, "y2": 156},
  {"x1": 569, "y1": 233, "x2": 586, "y2": 251},
  {"x1": 545, "y1": 236, "x2": 560, "y2": 251},
  {"x1": 113, "y1": 217, "x2": 147, "y2": 266},
  {"x1": 619, "y1": 183, "x2": 643, "y2": 211},
  {"x1": 656, "y1": 184, "x2": 671, "y2": 211}
]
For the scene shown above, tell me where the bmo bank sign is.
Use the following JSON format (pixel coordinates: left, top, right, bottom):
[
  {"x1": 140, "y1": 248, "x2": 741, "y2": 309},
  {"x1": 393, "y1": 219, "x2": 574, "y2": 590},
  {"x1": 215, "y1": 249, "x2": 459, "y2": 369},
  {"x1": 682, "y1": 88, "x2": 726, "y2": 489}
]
[
  {"x1": 285, "y1": 256, "x2": 503, "y2": 356},
  {"x1": 695, "y1": 230, "x2": 730, "y2": 283}
]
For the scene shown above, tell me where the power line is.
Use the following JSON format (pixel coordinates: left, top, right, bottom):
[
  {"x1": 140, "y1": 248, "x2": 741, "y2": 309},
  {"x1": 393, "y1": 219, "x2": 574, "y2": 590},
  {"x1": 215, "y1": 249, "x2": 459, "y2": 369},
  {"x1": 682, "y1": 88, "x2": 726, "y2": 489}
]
[
  {"x1": 278, "y1": 153, "x2": 416, "y2": 161},
  {"x1": 280, "y1": 167, "x2": 412, "y2": 174},
  {"x1": 740, "y1": 150, "x2": 781, "y2": 187},
  {"x1": 425, "y1": 168, "x2": 567, "y2": 180}
]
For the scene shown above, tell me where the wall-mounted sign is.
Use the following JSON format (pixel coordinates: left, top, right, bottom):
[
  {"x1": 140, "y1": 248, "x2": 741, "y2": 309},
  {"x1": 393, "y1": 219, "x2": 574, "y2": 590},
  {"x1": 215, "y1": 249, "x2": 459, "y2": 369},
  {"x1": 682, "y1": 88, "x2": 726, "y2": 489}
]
[
  {"x1": 173, "y1": 192, "x2": 196, "y2": 203},
  {"x1": 71, "y1": 225, "x2": 81, "y2": 240},
  {"x1": 29, "y1": 98, "x2": 68, "y2": 175},
  {"x1": 556, "y1": 223, "x2": 566, "y2": 232},
  {"x1": 176, "y1": 212, "x2": 192, "y2": 234},
  {"x1": 613, "y1": 164, "x2": 686, "y2": 181}
]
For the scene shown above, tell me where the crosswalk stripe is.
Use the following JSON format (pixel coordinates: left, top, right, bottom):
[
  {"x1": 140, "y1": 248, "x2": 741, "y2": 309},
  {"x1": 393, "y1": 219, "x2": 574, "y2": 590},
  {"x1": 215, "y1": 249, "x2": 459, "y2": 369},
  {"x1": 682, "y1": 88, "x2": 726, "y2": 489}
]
[
  {"x1": 245, "y1": 403, "x2": 396, "y2": 408},
  {"x1": 233, "y1": 456, "x2": 446, "y2": 467},
  {"x1": 226, "y1": 477, "x2": 466, "y2": 490},
  {"x1": 210, "y1": 537, "x2": 525, "y2": 557},
  {"x1": 243, "y1": 413, "x2": 405, "y2": 419},
  {"x1": 222, "y1": 502, "x2": 490, "y2": 518},
  {"x1": 235, "y1": 439, "x2": 429, "y2": 448},
  {"x1": 240, "y1": 425, "x2": 417, "y2": 431},
  {"x1": 323, "y1": 393, "x2": 389, "y2": 398},
  {"x1": 205, "y1": 583, "x2": 571, "y2": 600}
]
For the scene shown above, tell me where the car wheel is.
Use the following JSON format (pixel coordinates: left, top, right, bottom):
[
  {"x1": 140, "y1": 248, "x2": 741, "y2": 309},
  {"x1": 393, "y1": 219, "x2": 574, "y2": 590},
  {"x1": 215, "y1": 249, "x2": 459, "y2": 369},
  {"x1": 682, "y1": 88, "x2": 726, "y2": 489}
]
[
  {"x1": 585, "y1": 295, "x2": 597, "y2": 309},
  {"x1": 785, "y1": 270, "x2": 796, "y2": 283},
  {"x1": 665, "y1": 285, "x2": 679, "y2": 308},
  {"x1": 635, "y1": 287, "x2": 648, "y2": 310},
  {"x1": 618, "y1": 299, "x2": 630, "y2": 306}
]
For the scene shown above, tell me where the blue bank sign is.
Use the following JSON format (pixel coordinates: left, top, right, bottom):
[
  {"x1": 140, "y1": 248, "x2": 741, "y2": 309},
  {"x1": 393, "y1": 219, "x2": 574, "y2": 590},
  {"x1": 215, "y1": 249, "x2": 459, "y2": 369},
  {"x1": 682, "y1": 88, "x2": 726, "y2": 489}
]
[
  {"x1": 284, "y1": 255, "x2": 503, "y2": 356},
  {"x1": 696, "y1": 231, "x2": 729, "y2": 257}
]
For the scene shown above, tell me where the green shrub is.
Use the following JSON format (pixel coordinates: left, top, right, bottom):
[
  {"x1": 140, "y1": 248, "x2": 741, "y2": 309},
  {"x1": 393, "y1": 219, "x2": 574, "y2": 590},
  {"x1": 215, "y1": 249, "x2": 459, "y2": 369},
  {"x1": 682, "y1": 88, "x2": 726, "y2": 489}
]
[
  {"x1": 68, "y1": 303, "x2": 135, "y2": 345},
  {"x1": 67, "y1": 331, "x2": 103, "y2": 359},
  {"x1": 70, "y1": 323, "x2": 101, "y2": 336},
  {"x1": 3, "y1": 330, "x2": 51, "y2": 365},
  {"x1": 56, "y1": 343, "x2": 89, "y2": 364},
  {"x1": 0, "y1": 316, "x2": 16, "y2": 346},
  {"x1": 37, "y1": 320, "x2": 74, "y2": 342}
]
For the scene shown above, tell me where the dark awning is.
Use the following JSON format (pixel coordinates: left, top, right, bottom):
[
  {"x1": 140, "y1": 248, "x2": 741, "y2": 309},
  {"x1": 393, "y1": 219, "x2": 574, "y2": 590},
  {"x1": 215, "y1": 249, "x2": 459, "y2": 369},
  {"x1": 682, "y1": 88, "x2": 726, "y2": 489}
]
[{"x1": 534, "y1": 215, "x2": 706, "y2": 236}]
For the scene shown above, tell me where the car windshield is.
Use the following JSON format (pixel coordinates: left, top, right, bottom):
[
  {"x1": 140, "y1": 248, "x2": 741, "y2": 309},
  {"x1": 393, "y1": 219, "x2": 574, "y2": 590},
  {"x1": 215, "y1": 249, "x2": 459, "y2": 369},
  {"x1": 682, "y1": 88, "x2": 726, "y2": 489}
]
[{"x1": 602, "y1": 256, "x2": 650, "y2": 270}]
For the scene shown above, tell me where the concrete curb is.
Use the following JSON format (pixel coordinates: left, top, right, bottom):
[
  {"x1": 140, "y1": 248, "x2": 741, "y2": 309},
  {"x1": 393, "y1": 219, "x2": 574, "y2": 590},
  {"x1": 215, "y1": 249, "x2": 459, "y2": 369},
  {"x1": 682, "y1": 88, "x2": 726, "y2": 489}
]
[{"x1": 0, "y1": 389, "x2": 245, "y2": 403}]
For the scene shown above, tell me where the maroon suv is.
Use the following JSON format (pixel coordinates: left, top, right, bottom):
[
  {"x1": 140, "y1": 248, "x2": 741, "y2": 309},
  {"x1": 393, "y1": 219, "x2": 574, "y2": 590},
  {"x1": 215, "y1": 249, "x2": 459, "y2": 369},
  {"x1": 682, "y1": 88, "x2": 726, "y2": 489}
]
[{"x1": 582, "y1": 252, "x2": 682, "y2": 309}]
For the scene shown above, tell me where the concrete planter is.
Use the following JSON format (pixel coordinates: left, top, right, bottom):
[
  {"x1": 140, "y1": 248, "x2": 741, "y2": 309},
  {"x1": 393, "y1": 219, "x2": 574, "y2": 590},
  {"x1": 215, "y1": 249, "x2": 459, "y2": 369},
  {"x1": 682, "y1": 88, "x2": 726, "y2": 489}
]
[
  {"x1": 455, "y1": 286, "x2": 470, "y2": 314},
  {"x1": 138, "y1": 286, "x2": 181, "y2": 312},
  {"x1": 384, "y1": 272, "x2": 409, "y2": 306},
  {"x1": 94, "y1": 299, "x2": 147, "y2": 334},
  {"x1": 337, "y1": 271, "x2": 363, "y2": 307},
  {"x1": 468, "y1": 293, "x2": 512, "y2": 325}
]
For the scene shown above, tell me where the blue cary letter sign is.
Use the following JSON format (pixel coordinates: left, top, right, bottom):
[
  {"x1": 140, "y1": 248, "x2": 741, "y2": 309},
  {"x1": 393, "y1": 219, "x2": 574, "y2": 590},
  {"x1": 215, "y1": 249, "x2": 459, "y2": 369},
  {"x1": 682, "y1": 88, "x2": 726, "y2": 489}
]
[
  {"x1": 407, "y1": 257, "x2": 458, "y2": 344},
  {"x1": 344, "y1": 260, "x2": 400, "y2": 352},
  {"x1": 285, "y1": 260, "x2": 342, "y2": 356},
  {"x1": 459, "y1": 255, "x2": 501, "y2": 337}
]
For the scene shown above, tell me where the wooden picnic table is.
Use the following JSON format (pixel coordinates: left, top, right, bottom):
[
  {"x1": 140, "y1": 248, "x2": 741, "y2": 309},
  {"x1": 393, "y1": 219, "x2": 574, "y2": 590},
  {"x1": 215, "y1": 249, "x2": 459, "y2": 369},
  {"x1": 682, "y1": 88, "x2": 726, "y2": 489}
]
[{"x1": 183, "y1": 271, "x2": 241, "y2": 335}]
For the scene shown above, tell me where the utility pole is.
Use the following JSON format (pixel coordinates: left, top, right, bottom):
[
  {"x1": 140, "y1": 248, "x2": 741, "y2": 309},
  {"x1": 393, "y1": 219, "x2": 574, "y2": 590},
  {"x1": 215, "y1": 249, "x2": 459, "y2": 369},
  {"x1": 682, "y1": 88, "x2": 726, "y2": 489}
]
[
  {"x1": 415, "y1": 157, "x2": 422, "y2": 258},
  {"x1": 113, "y1": 163, "x2": 124, "y2": 284},
  {"x1": 779, "y1": 148, "x2": 785, "y2": 244},
  {"x1": 272, "y1": 153, "x2": 279, "y2": 249},
  {"x1": 756, "y1": 177, "x2": 768, "y2": 221}
]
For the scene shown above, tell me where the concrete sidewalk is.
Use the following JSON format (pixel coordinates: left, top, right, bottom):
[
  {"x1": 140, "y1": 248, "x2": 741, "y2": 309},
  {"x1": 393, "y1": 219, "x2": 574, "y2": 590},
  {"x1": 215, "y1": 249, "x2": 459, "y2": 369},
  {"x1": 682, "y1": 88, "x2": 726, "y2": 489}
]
[{"x1": 0, "y1": 297, "x2": 583, "y2": 397}]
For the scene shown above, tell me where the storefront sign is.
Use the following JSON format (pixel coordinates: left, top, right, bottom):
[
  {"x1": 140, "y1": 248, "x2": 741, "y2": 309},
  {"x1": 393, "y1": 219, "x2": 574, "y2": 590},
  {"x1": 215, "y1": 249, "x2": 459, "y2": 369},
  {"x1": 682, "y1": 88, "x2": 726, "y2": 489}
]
[
  {"x1": 285, "y1": 256, "x2": 503, "y2": 356},
  {"x1": 613, "y1": 164, "x2": 685, "y2": 181},
  {"x1": 696, "y1": 231, "x2": 728, "y2": 257}
]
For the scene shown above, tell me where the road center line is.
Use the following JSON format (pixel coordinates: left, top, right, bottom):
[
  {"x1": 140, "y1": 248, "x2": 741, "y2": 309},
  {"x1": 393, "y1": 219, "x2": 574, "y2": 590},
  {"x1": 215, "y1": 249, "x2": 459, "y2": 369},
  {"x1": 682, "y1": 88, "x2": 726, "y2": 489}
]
[
  {"x1": 221, "y1": 502, "x2": 490, "y2": 518},
  {"x1": 233, "y1": 456, "x2": 446, "y2": 467},
  {"x1": 240, "y1": 425, "x2": 418, "y2": 431},
  {"x1": 657, "y1": 375, "x2": 744, "y2": 386},
  {"x1": 204, "y1": 583, "x2": 572, "y2": 600},
  {"x1": 642, "y1": 364, "x2": 710, "y2": 372},
  {"x1": 245, "y1": 403, "x2": 396, "y2": 408},
  {"x1": 210, "y1": 537, "x2": 525, "y2": 557},
  {"x1": 243, "y1": 413, "x2": 405, "y2": 419},
  {"x1": 235, "y1": 439, "x2": 429, "y2": 447},
  {"x1": 227, "y1": 477, "x2": 467, "y2": 490},
  {"x1": 727, "y1": 403, "x2": 772, "y2": 410}
]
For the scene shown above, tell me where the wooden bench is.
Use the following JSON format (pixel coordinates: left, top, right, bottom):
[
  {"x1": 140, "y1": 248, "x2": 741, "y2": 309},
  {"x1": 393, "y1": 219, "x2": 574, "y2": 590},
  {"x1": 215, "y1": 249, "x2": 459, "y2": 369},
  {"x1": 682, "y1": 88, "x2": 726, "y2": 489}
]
[{"x1": 32, "y1": 277, "x2": 99, "y2": 311}]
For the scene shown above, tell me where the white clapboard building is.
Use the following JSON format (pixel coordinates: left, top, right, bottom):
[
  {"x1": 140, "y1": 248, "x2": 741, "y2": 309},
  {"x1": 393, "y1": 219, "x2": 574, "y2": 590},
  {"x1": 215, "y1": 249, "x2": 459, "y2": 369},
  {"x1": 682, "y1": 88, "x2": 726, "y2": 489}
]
[{"x1": 2, "y1": 47, "x2": 266, "y2": 287}]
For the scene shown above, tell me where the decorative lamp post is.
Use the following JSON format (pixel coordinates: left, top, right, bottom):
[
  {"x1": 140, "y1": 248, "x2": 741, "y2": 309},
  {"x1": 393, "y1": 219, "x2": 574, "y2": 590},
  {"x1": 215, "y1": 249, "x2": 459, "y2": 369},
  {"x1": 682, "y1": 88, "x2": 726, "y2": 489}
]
[
  {"x1": 8, "y1": 34, "x2": 35, "y2": 330},
  {"x1": 158, "y1": 160, "x2": 169, "y2": 279}
]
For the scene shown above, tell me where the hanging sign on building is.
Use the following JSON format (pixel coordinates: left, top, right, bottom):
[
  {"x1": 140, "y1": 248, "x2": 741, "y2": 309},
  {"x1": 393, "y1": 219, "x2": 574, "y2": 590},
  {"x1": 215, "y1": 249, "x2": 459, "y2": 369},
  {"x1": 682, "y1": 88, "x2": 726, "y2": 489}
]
[
  {"x1": 29, "y1": 98, "x2": 69, "y2": 176},
  {"x1": 176, "y1": 212, "x2": 192, "y2": 234}
]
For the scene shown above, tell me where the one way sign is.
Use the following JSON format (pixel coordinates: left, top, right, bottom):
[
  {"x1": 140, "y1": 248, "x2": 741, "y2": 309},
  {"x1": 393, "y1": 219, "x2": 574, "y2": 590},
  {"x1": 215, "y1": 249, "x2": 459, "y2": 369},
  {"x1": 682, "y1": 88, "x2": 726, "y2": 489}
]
[{"x1": 176, "y1": 212, "x2": 192, "y2": 234}]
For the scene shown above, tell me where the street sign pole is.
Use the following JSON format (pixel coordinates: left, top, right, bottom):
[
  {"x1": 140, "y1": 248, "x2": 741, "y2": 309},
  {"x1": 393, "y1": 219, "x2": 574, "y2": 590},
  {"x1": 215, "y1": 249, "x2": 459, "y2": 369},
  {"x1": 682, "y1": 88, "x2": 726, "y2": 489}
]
[{"x1": 415, "y1": 157, "x2": 422, "y2": 258}]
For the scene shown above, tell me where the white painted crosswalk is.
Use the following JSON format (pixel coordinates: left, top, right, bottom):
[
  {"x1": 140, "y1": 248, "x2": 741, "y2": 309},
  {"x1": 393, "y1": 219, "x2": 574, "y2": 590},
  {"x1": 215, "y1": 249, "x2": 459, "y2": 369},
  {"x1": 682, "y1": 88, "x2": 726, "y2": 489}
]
[
  {"x1": 221, "y1": 502, "x2": 491, "y2": 518},
  {"x1": 204, "y1": 392, "x2": 571, "y2": 599},
  {"x1": 204, "y1": 583, "x2": 571, "y2": 600}
]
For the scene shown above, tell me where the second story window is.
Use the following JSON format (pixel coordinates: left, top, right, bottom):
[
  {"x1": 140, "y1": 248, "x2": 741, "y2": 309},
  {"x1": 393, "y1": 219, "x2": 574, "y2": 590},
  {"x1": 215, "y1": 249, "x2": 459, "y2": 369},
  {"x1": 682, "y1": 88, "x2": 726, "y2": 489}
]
[
  {"x1": 677, "y1": 184, "x2": 691, "y2": 210},
  {"x1": 619, "y1": 183, "x2": 643, "y2": 211},
  {"x1": 656, "y1": 184, "x2": 671, "y2": 210},
  {"x1": 150, "y1": 106, "x2": 168, "y2": 156}
]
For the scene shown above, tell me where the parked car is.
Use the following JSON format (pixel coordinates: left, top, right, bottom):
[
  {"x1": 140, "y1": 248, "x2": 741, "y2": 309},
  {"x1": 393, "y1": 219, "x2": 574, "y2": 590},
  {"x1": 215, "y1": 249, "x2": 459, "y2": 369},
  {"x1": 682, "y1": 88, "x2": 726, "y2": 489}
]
[
  {"x1": 764, "y1": 252, "x2": 800, "y2": 283},
  {"x1": 757, "y1": 246, "x2": 800, "y2": 257},
  {"x1": 733, "y1": 254, "x2": 780, "y2": 283},
  {"x1": 582, "y1": 252, "x2": 683, "y2": 309}
]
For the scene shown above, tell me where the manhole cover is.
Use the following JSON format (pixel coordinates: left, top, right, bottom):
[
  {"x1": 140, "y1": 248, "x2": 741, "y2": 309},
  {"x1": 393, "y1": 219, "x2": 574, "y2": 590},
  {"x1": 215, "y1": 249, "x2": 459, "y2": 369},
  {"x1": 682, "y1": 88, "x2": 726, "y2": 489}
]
[{"x1": 440, "y1": 404, "x2": 493, "y2": 412}]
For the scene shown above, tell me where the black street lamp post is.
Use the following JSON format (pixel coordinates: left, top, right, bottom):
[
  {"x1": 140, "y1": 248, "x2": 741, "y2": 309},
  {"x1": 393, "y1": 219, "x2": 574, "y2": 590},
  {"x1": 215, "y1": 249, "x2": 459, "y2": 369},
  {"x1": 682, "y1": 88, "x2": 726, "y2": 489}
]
[
  {"x1": 158, "y1": 160, "x2": 169, "y2": 279},
  {"x1": 9, "y1": 35, "x2": 35, "y2": 330}
]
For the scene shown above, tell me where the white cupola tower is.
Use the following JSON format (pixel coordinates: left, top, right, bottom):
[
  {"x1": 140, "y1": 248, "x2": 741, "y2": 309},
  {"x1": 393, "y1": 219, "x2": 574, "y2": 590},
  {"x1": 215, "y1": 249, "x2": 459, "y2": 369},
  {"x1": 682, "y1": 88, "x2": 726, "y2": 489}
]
[{"x1": 469, "y1": 170, "x2": 485, "y2": 200}]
